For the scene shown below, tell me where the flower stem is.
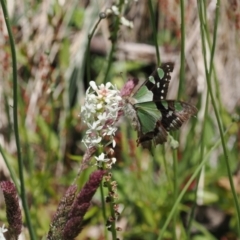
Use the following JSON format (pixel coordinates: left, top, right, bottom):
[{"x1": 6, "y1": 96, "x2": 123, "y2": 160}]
[
  {"x1": 104, "y1": 0, "x2": 125, "y2": 84},
  {"x1": 0, "y1": 1, "x2": 36, "y2": 239}
]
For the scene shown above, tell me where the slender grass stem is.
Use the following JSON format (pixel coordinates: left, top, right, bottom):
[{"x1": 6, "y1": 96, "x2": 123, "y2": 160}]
[
  {"x1": 172, "y1": 1, "x2": 186, "y2": 234},
  {"x1": 148, "y1": 0, "x2": 161, "y2": 65},
  {"x1": 162, "y1": 146, "x2": 171, "y2": 185},
  {"x1": 86, "y1": 15, "x2": 105, "y2": 83},
  {"x1": 186, "y1": 92, "x2": 209, "y2": 237},
  {"x1": 0, "y1": 1, "x2": 36, "y2": 239},
  {"x1": 178, "y1": 0, "x2": 185, "y2": 99},
  {"x1": 104, "y1": 45, "x2": 115, "y2": 84},
  {"x1": 172, "y1": 149, "x2": 178, "y2": 240},
  {"x1": 198, "y1": 0, "x2": 240, "y2": 235}
]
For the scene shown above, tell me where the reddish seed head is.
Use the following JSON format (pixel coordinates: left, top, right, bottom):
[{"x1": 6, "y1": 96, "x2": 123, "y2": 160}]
[{"x1": 120, "y1": 78, "x2": 139, "y2": 97}]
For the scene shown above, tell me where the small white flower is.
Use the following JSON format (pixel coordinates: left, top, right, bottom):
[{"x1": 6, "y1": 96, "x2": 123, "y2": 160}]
[
  {"x1": 111, "y1": 5, "x2": 119, "y2": 15},
  {"x1": 95, "y1": 153, "x2": 108, "y2": 162},
  {"x1": 87, "y1": 121, "x2": 102, "y2": 131},
  {"x1": 112, "y1": 139, "x2": 116, "y2": 148},
  {"x1": 0, "y1": 225, "x2": 7, "y2": 240},
  {"x1": 105, "y1": 126, "x2": 117, "y2": 136},
  {"x1": 120, "y1": 17, "x2": 133, "y2": 28},
  {"x1": 89, "y1": 81, "x2": 98, "y2": 91},
  {"x1": 96, "y1": 103, "x2": 103, "y2": 109},
  {"x1": 106, "y1": 157, "x2": 117, "y2": 169},
  {"x1": 95, "y1": 152, "x2": 117, "y2": 168},
  {"x1": 97, "y1": 112, "x2": 107, "y2": 121},
  {"x1": 111, "y1": 157, "x2": 116, "y2": 164}
]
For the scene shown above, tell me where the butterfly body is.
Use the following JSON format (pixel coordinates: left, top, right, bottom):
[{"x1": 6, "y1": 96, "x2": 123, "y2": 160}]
[{"x1": 121, "y1": 63, "x2": 197, "y2": 150}]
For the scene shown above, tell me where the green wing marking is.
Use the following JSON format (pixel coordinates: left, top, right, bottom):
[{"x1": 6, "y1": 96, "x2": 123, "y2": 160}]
[
  {"x1": 133, "y1": 85, "x2": 153, "y2": 103},
  {"x1": 157, "y1": 67, "x2": 164, "y2": 79},
  {"x1": 149, "y1": 76, "x2": 156, "y2": 84},
  {"x1": 135, "y1": 102, "x2": 162, "y2": 134}
]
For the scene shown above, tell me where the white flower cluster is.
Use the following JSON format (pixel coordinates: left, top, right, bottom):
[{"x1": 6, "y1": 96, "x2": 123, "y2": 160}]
[{"x1": 81, "y1": 81, "x2": 123, "y2": 149}]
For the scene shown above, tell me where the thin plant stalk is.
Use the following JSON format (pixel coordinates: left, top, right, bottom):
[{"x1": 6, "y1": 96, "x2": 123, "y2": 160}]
[
  {"x1": 198, "y1": 0, "x2": 240, "y2": 235},
  {"x1": 187, "y1": 7, "x2": 218, "y2": 237},
  {"x1": 106, "y1": 181, "x2": 117, "y2": 240},
  {"x1": 148, "y1": 0, "x2": 161, "y2": 65},
  {"x1": 178, "y1": 0, "x2": 185, "y2": 99},
  {"x1": 170, "y1": 1, "x2": 186, "y2": 236},
  {"x1": 161, "y1": 146, "x2": 171, "y2": 185},
  {"x1": 109, "y1": 201, "x2": 117, "y2": 240},
  {"x1": 0, "y1": 0, "x2": 36, "y2": 239},
  {"x1": 172, "y1": 149, "x2": 178, "y2": 240},
  {"x1": 186, "y1": 91, "x2": 209, "y2": 237},
  {"x1": 100, "y1": 181, "x2": 108, "y2": 240},
  {"x1": 86, "y1": 15, "x2": 105, "y2": 83},
  {"x1": 103, "y1": 0, "x2": 125, "y2": 84}
]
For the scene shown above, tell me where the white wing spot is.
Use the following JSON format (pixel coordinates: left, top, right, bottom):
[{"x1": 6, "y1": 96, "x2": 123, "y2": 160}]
[
  {"x1": 157, "y1": 82, "x2": 160, "y2": 88},
  {"x1": 166, "y1": 111, "x2": 173, "y2": 118},
  {"x1": 161, "y1": 96, "x2": 163, "y2": 99},
  {"x1": 161, "y1": 90, "x2": 164, "y2": 93},
  {"x1": 172, "y1": 119, "x2": 179, "y2": 125}
]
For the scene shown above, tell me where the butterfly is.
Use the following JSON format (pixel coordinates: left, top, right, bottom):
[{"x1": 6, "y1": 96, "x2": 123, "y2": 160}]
[{"x1": 120, "y1": 63, "x2": 197, "y2": 150}]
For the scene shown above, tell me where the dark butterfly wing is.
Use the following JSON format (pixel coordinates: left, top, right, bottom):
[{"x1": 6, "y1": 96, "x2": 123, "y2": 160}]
[
  {"x1": 138, "y1": 120, "x2": 168, "y2": 148},
  {"x1": 155, "y1": 100, "x2": 197, "y2": 131},
  {"x1": 145, "y1": 63, "x2": 174, "y2": 101},
  {"x1": 137, "y1": 100, "x2": 197, "y2": 147}
]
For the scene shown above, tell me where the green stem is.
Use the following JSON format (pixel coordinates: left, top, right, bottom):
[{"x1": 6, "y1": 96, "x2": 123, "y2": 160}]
[
  {"x1": 162, "y1": 146, "x2": 171, "y2": 185},
  {"x1": 178, "y1": 0, "x2": 185, "y2": 99},
  {"x1": 148, "y1": 0, "x2": 160, "y2": 65},
  {"x1": 106, "y1": 181, "x2": 117, "y2": 240},
  {"x1": 100, "y1": 182, "x2": 107, "y2": 219},
  {"x1": 0, "y1": 1, "x2": 36, "y2": 239},
  {"x1": 172, "y1": 149, "x2": 178, "y2": 240},
  {"x1": 100, "y1": 181, "x2": 108, "y2": 240},
  {"x1": 198, "y1": 0, "x2": 240, "y2": 235},
  {"x1": 104, "y1": 0, "x2": 124, "y2": 84},
  {"x1": 86, "y1": 15, "x2": 104, "y2": 83},
  {"x1": 109, "y1": 202, "x2": 117, "y2": 240},
  {"x1": 186, "y1": 91, "x2": 209, "y2": 237},
  {"x1": 104, "y1": 45, "x2": 115, "y2": 84}
]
